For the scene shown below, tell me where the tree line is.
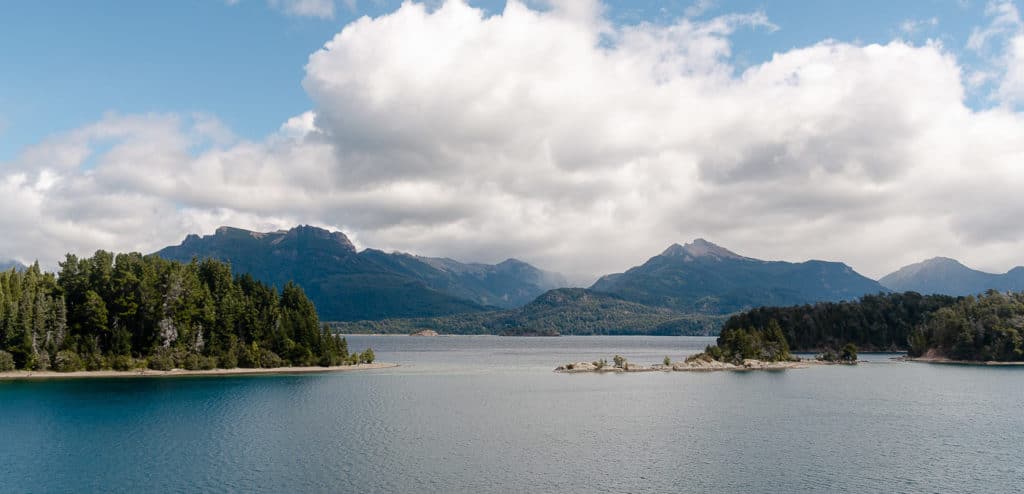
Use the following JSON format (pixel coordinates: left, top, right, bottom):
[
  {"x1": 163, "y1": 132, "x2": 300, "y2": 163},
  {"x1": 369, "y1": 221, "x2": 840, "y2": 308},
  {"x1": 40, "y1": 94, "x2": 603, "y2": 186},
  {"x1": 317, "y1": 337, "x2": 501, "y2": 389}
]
[
  {"x1": 0, "y1": 252, "x2": 373, "y2": 372},
  {"x1": 908, "y1": 290, "x2": 1024, "y2": 361},
  {"x1": 720, "y1": 292, "x2": 962, "y2": 352}
]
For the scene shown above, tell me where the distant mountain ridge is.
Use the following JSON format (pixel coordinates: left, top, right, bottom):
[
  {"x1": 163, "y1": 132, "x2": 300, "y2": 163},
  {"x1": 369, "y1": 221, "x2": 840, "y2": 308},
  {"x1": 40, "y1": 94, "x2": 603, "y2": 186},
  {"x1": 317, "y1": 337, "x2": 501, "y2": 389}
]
[
  {"x1": 591, "y1": 238, "x2": 887, "y2": 314},
  {"x1": 333, "y1": 288, "x2": 725, "y2": 336},
  {"x1": 155, "y1": 225, "x2": 568, "y2": 321},
  {"x1": 0, "y1": 259, "x2": 26, "y2": 271},
  {"x1": 879, "y1": 257, "x2": 1024, "y2": 296}
]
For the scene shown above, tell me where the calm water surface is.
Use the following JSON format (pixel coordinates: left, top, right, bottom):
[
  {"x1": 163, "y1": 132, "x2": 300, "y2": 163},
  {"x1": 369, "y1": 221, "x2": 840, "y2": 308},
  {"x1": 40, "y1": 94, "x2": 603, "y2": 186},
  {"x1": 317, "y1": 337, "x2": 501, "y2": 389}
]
[{"x1": 1, "y1": 335, "x2": 1022, "y2": 493}]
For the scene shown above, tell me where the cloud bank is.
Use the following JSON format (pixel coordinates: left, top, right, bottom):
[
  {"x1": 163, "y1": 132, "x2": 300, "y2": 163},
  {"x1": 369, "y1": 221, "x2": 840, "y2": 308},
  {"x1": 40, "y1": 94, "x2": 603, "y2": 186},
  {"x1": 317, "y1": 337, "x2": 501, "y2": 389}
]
[{"x1": 5, "y1": 0, "x2": 1024, "y2": 282}]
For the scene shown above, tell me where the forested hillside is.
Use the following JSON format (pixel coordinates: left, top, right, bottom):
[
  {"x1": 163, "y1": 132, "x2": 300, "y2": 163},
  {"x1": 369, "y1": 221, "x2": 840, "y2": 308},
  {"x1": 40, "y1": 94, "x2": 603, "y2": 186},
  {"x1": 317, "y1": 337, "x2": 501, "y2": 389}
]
[
  {"x1": 908, "y1": 291, "x2": 1024, "y2": 361},
  {"x1": 721, "y1": 292, "x2": 961, "y2": 351},
  {"x1": 0, "y1": 252, "x2": 370, "y2": 372},
  {"x1": 334, "y1": 288, "x2": 725, "y2": 336}
]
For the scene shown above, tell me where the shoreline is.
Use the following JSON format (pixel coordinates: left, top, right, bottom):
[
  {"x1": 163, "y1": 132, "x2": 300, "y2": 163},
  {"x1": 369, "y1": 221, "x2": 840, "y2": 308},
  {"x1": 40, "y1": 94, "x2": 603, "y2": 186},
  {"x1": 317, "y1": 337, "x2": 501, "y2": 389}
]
[
  {"x1": 555, "y1": 358, "x2": 853, "y2": 373},
  {"x1": 0, "y1": 362, "x2": 399, "y2": 380},
  {"x1": 904, "y1": 357, "x2": 1024, "y2": 366}
]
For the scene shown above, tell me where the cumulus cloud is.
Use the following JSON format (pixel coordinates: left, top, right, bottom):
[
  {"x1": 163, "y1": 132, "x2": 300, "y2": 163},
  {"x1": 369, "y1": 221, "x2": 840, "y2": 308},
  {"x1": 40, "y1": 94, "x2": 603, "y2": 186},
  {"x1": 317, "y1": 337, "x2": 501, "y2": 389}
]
[{"x1": 6, "y1": 0, "x2": 1024, "y2": 283}]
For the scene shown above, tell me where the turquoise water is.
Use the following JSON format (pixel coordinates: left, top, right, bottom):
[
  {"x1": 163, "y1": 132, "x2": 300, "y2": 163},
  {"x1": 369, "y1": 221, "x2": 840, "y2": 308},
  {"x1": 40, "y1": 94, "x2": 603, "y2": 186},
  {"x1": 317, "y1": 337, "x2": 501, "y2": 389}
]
[{"x1": 2, "y1": 335, "x2": 1023, "y2": 493}]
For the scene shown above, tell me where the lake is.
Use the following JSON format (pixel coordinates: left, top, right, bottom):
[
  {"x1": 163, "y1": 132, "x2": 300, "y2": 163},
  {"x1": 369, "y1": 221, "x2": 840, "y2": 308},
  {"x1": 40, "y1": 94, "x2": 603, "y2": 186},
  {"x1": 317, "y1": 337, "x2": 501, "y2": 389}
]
[{"x1": 1, "y1": 335, "x2": 1022, "y2": 493}]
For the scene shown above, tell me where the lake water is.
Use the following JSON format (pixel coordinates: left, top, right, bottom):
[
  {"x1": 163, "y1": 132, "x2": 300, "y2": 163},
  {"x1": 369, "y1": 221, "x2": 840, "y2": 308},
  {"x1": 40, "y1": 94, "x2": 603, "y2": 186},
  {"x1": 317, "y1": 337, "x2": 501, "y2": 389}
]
[{"x1": 2, "y1": 335, "x2": 1023, "y2": 493}]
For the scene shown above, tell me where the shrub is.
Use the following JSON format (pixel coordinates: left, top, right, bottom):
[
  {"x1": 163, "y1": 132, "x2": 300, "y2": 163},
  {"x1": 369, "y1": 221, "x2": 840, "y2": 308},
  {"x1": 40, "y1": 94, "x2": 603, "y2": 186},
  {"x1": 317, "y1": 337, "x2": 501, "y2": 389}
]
[
  {"x1": 182, "y1": 354, "x2": 201, "y2": 371},
  {"x1": 258, "y1": 349, "x2": 284, "y2": 368},
  {"x1": 817, "y1": 350, "x2": 838, "y2": 362},
  {"x1": 84, "y1": 353, "x2": 106, "y2": 371},
  {"x1": 565, "y1": 363, "x2": 575, "y2": 370},
  {"x1": 663, "y1": 356, "x2": 671, "y2": 366},
  {"x1": 360, "y1": 348, "x2": 375, "y2": 364},
  {"x1": 238, "y1": 343, "x2": 260, "y2": 368},
  {"x1": 219, "y1": 351, "x2": 238, "y2": 369},
  {"x1": 0, "y1": 350, "x2": 15, "y2": 371},
  {"x1": 840, "y1": 343, "x2": 858, "y2": 362},
  {"x1": 318, "y1": 354, "x2": 338, "y2": 367},
  {"x1": 25, "y1": 351, "x2": 51, "y2": 371},
  {"x1": 147, "y1": 353, "x2": 175, "y2": 371},
  {"x1": 110, "y1": 355, "x2": 135, "y2": 371},
  {"x1": 53, "y1": 350, "x2": 83, "y2": 372},
  {"x1": 198, "y1": 356, "x2": 218, "y2": 370},
  {"x1": 613, "y1": 354, "x2": 625, "y2": 368}
]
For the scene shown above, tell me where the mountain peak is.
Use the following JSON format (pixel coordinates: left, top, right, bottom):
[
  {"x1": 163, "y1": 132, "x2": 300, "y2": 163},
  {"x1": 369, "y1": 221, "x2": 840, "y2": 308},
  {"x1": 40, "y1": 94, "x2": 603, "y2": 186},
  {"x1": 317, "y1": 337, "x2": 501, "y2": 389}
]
[
  {"x1": 660, "y1": 238, "x2": 746, "y2": 261},
  {"x1": 920, "y1": 256, "x2": 965, "y2": 267}
]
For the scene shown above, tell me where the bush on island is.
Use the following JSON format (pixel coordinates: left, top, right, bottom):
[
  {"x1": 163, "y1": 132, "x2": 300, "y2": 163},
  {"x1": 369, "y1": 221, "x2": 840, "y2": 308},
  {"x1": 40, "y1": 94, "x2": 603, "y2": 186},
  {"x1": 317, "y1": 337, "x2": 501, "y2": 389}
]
[
  {"x1": 360, "y1": 348, "x2": 375, "y2": 364},
  {"x1": 613, "y1": 355, "x2": 626, "y2": 369},
  {"x1": 840, "y1": 343, "x2": 858, "y2": 362}
]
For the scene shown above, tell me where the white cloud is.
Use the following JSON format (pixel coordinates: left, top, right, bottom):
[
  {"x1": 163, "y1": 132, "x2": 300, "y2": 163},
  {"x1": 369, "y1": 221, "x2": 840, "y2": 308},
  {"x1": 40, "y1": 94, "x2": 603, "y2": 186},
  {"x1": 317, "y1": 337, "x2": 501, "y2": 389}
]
[
  {"x1": 684, "y1": 0, "x2": 716, "y2": 18},
  {"x1": 268, "y1": 0, "x2": 335, "y2": 19},
  {"x1": 6, "y1": 0, "x2": 1024, "y2": 282},
  {"x1": 900, "y1": 17, "x2": 938, "y2": 35}
]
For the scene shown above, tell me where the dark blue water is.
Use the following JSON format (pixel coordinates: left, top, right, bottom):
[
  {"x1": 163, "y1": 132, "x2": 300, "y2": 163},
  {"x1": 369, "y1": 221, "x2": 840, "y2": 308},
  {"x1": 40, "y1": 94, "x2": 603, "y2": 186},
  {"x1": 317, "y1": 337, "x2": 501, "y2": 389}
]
[{"x1": 2, "y1": 336, "x2": 1023, "y2": 493}]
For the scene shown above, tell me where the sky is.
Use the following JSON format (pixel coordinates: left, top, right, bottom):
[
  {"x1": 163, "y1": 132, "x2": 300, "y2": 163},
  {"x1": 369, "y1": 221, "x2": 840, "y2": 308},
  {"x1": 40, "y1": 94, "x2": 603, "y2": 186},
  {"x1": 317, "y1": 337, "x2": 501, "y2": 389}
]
[{"x1": 2, "y1": 0, "x2": 1024, "y2": 284}]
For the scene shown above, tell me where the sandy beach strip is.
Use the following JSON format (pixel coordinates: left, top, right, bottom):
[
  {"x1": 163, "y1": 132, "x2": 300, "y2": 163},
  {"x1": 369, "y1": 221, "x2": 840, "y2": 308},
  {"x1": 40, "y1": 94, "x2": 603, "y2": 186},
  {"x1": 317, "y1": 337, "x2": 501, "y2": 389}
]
[{"x1": 0, "y1": 362, "x2": 399, "y2": 380}]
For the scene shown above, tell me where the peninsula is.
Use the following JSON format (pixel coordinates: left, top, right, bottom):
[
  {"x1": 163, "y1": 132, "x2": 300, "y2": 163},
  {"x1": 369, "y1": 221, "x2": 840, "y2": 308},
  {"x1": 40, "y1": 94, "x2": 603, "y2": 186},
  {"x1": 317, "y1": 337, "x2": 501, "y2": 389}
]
[{"x1": 0, "y1": 252, "x2": 375, "y2": 375}]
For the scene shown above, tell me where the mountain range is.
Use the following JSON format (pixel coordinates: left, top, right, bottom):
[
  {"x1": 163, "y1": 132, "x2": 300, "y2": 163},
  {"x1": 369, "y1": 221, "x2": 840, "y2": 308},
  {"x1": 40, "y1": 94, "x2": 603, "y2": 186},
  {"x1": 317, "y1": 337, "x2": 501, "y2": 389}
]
[
  {"x1": 879, "y1": 257, "x2": 1024, "y2": 296},
  {"x1": 590, "y1": 239, "x2": 888, "y2": 314},
  {"x1": 156, "y1": 225, "x2": 567, "y2": 321},
  {"x1": 151, "y1": 225, "x2": 1024, "y2": 331}
]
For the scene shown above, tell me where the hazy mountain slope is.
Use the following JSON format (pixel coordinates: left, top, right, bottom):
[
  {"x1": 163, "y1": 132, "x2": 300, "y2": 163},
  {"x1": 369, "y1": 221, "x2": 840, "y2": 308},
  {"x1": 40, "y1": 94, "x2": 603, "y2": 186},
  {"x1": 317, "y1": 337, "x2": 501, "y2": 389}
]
[
  {"x1": 590, "y1": 239, "x2": 887, "y2": 314},
  {"x1": 0, "y1": 259, "x2": 26, "y2": 271},
  {"x1": 332, "y1": 288, "x2": 725, "y2": 336},
  {"x1": 879, "y1": 257, "x2": 1024, "y2": 296}
]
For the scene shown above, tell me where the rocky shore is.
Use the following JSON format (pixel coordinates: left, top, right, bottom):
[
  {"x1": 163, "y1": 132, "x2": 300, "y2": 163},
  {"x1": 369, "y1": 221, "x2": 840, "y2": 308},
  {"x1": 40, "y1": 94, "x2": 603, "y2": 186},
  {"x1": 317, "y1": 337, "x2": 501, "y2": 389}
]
[
  {"x1": 904, "y1": 357, "x2": 1024, "y2": 366},
  {"x1": 410, "y1": 329, "x2": 440, "y2": 336},
  {"x1": 555, "y1": 358, "x2": 818, "y2": 373}
]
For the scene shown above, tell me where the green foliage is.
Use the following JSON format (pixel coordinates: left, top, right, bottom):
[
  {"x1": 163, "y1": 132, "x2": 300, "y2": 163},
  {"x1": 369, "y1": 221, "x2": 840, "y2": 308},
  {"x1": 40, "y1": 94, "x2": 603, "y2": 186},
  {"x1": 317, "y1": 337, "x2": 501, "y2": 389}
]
[
  {"x1": 708, "y1": 319, "x2": 793, "y2": 363},
  {"x1": 360, "y1": 348, "x2": 375, "y2": 364},
  {"x1": 663, "y1": 356, "x2": 671, "y2": 366},
  {"x1": 147, "y1": 352, "x2": 175, "y2": 371},
  {"x1": 841, "y1": 343, "x2": 858, "y2": 362},
  {"x1": 723, "y1": 292, "x2": 961, "y2": 351},
  {"x1": 0, "y1": 350, "x2": 15, "y2": 371},
  {"x1": 909, "y1": 290, "x2": 1024, "y2": 361},
  {"x1": 332, "y1": 288, "x2": 726, "y2": 336},
  {"x1": 53, "y1": 350, "x2": 83, "y2": 372},
  {"x1": 613, "y1": 354, "x2": 626, "y2": 368},
  {"x1": 109, "y1": 355, "x2": 136, "y2": 371},
  {"x1": 0, "y1": 251, "x2": 372, "y2": 371}
]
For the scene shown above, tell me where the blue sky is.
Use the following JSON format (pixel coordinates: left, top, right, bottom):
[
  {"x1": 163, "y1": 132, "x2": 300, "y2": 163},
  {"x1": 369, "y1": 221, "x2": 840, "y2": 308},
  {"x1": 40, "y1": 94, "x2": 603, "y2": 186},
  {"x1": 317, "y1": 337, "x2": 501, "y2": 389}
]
[
  {"x1": 0, "y1": 1, "x2": 1001, "y2": 160},
  {"x1": 2, "y1": 0, "x2": 1024, "y2": 280}
]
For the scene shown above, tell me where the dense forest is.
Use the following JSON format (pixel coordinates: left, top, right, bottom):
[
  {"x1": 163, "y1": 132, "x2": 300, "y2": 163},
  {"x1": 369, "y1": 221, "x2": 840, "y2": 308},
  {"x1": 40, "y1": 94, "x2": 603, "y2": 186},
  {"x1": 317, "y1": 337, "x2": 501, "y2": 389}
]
[
  {"x1": 0, "y1": 252, "x2": 373, "y2": 372},
  {"x1": 720, "y1": 292, "x2": 961, "y2": 351},
  {"x1": 332, "y1": 288, "x2": 725, "y2": 336},
  {"x1": 908, "y1": 290, "x2": 1024, "y2": 361}
]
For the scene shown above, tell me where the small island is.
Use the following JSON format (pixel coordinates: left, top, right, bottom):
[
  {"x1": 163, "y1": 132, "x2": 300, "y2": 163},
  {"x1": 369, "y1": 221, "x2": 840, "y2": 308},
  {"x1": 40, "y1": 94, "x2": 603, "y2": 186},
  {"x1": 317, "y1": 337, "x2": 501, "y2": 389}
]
[
  {"x1": 0, "y1": 251, "x2": 379, "y2": 377},
  {"x1": 557, "y1": 320, "x2": 858, "y2": 373},
  {"x1": 410, "y1": 329, "x2": 440, "y2": 336}
]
